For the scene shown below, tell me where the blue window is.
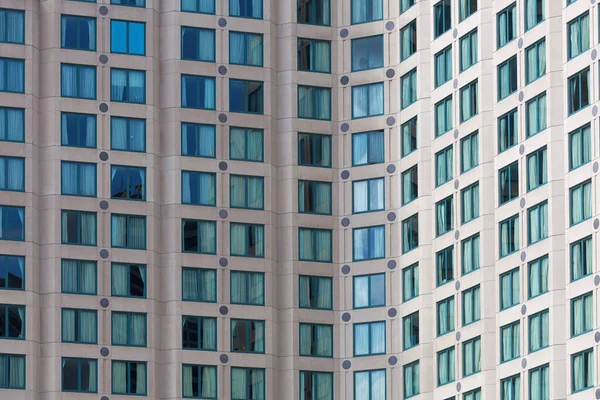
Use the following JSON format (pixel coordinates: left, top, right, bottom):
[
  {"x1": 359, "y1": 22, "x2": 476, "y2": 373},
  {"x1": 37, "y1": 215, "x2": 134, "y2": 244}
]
[
  {"x1": 571, "y1": 292, "x2": 593, "y2": 337},
  {"x1": 460, "y1": 80, "x2": 477, "y2": 122},
  {"x1": 111, "y1": 214, "x2": 146, "y2": 250},
  {"x1": 182, "y1": 315, "x2": 217, "y2": 350},
  {"x1": 111, "y1": 165, "x2": 145, "y2": 200},
  {"x1": 61, "y1": 15, "x2": 96, "y2": 50},
  {"x1": 459, "y1": 29, "x2": 477, "y2": 72},
  {"x1": 62, "y1": 358, "x2": 97, "y2": 393},
  {"x1": 525, "y1": 38, "x2": 545, "y2": 83},
  {"x1": 528, "y1": 255, "x2": 548, "y2": 299},
  {"x1": 230, "y1": 127, "x2": 264, "y2": 162},
  {"x1": 297, "y1": 0, "x2": 330, "y2": 26},
  {"x1": 0, "y1": 57, "x2": 23, "y2": 93},
  {"x1": 401, "y1": 166, "x2": 417, "y2": 205},
  {"x1": 434, "y1": 0, "x2": 451, "y2": 38},
  {"x1": 461, "y1": 182, "x2": 479, "y2": 224},
  {"x1": 460, "y1": 131, "x2": 478, "y2": 173},
  {"x1": 354, "y1": 273, "x2": 385, "y2": 309},
  {"x1": 498, "y1": 108, "x2": 517, "y2": 153},
  {"x1": 182, "y1": 219, "x2": 216, "y2": 254},
  {"x1": 111, "y1": 361, "x2": 147, "y2": 395},
  {"x1": 230, "y1": 31, "x2": 263, "y2": 66},
  {"x1": 0, "y1": 9, "x2": 24, "y2": 44},
  {"x1": 570, "y1": 180, "x2": 592, "y2": 226},
  {"x1": 568, "y1": 67, "x2": 589, "y2": 115},
  {"x1": 181, "y1": 26, "x2": 215, "y2": 62},
  {"x1": 298, "y1": 85, "x2": 331, "y2": 120},
  {"x1": 300, "y1": 372, "x2": 333, "y2": 400},
  {"x1": 568, "y1": 12, "x2": 589, "y2": 60},
  {"x1": 181, "y1": 74, "x2": 216, "y2": 110},
  {"x1": 353, "y1": 177, "x2": 384, "y2": 213},
  {"x1": 111, "y1": 263, "x2": 146, "y2": 298},
  {"x1": 61, "y1": 63, "x2": 95, "y2": 99},
  {"x1": 572, "y1": 349, "x2": 593, "y2": 393},
  {"x1": 298, "y1": 133, "x2": 331, "y2": 167},
  {"x1": 230, "y1": 79, "x2": 264, "y2": 114},
  {"x1": 0, "y1": 107, "x2": 24, "y2": 143},
  {"x1": 62, "y1": 308, "x2": 97, "y2": 344},
  {"x1": 437, "y1": 296, "x2": 455, "y2": 336},
  {"x1": 112, "y1": 312, "x2": 146, "y2": 347},
  {"x1": 436, "y1": 195, "x2": 454, "y2": 237},
  {"x1": 110, "y1": 68, "x2": 145, "y2": 104},
  {"x1": 402, "y1": 214, "x2": 418, "y2": 253},
  {"x1": 61, "y1": 259, "x2": 97, "y2": 295},
  {"x1": 352, "y1": 82, "x2": 384, "y2": 119},
  {"x1": 404, "y1": 361, "x2": 420, "y2": 398},
  {"x1": 463, "y1": 336, "x2": 481, "y2": 376},
  {"x1": 111, "y1": 0, "x2": 146, "y2": 6},
  {"x1": 352, "y1": 130, "x2": 384, "y2": 166},
  {"x1": 497, "y1": 3, "x2": 516, "y2": 48},
  {"x1": 61, "y1": 161, "x2": 96, "y2": 197},
  {"x1": 435, "y1": 95, "x2": 453, "y2": 137},
  {"x1": 298, "y1": 38, "x2": 331, "y2": 73},
  {"x1": 569, "y1": 124, "x2": 591, "y2": 170},
  {"x1": 400, "y1": 21, "x2": 416, "y2": 61},
  {"x1": 299, "y1": 323, "x2": 333, "y2": 357},
  {"x1": 500, "y1": 321, "x2": 520, "y2": 362},
  {"x1": 434, "y1": 45, "x2": 452, "y2": 88},
  {"x1": 401, "y1": 0, "x2": 415, "y2": 13},
  {"x1": 401, "y1": 69, "x2": 417, "y2": 109},
  {"x1": 462, "y1": 285, "x2": 480, "y2": 326},
  {"x1": 528, "y1": 309, "x2": 549, "y2": 352},
  {"x1": 111, "y1": 117, "x2": 145, "y2": 152},
  {"x1": 437, "y1": 346, "x2": 455, "y2": 385},
  {"x1": 351, "y1": 0, "x2": 383, "y2": 24},
  {"x1": 229, "y1": 0, "x2": 263, "y2": 19},
  {"x1": 436, "y1": 246, "x2": 454, "y2": 286},
  {"x1": 230, "y1": 175, "x2": 264, "y2": 210},
  {"x1": 182, "y1": 267, "x2": 216, "y2": 303},
  {"x1": 182, "y1": 364, "x2": 217, "y2": 399},
  {"x1": 61, "y1": 112, "x2": 95, "y2": 148},
  {"x1": 459, "y1": 0, "x2": 477, "y2": 21},
  {"x1": 499, "y1": 161, "x2": 518, "y2": 205},
  {"x1": 299, "y1": 228, "x2": 332, "y2": 262},
  {"x1": 351, "y1": 35, "x2": 383, "y2": 72},
  {"x1": 182, "y1": 123, "x2": 216, "y2": 158},
  {"x1": 435, "y1": 145, "x2": 453, "y2": 186},
  {"x1": 0, "y1": 304, "x2": 25, "y2": 339},
  {"x1": 571, "y1": 236, "x2": 592, "y2": 281},
  {"x1": 0, "y1": 156, "x2": 23, "y2": 193},
  {"x1": 231, "y1": 368, "x2": 265, "y2": 400},
  {"x1": 462, "y1": 234, "x2": 479, "y2": 275},
  {"x1": 61, "y1": 210, "x2": 96, "y2": 246},
  {"x1": 500, "y1": 267, "x2": 519, "y2": 310},
  {"x1": 529, "y1": 364, "x2": 549, "y2": 400},
  {"x1": 528, "y1": 201, "x2": 548, "y2": 244},
  {"x1": 526, "y1": 92, "x2": 546, "y2": 137},
  {"x1": 181, "y1": 0, "x2": 215, "y2": 14},
  {"x1": 527, "y1": 146, "x2": 547, "y2": 191},
  {"x1": 231, "y1": 270, "x2": 264, "y2": 305},
  {"x1": 402, "y1": 263, "x2": 418, "y2": 301},
  {"x1": 498, "y1": 56, "x2": 517, "y2": 100},
  {"x1": 525, "y1": 0, "x2": 544, "y2": 31},
  {"x1": 0, "y1": 255, "x2": 24, "y2": 290},
  {"x1": 299, "y1": 275, "x2": 333, "y2": 310},
  {"x1": 110, "y1": 20, "x2": 145, "y2": 55},
  {"x1": 0, "y1": 204, "x2": 22, "y2": 239},
  {"x1": 353, "y1": 321, "x2": 385, "y2": 356},
  {"x1": 403, "y1": 311, "x2": 419, "y2": 349},
  {"x1": 499, "y1": 214, "x2": 519, "y2": 258},
  {"x1": 299, "y1": 180, "x2": 331, "y2": 215},
  {"x1": 182, "y1": 171, "x2": 216, "y2": 206},
  {"x1": 353, "y1": 225, "x2": 385, "y2": 261},
  {"x1": 401, "y1": 117, "x2": 417, "y2": 157},
  {"x1": 230, "y1": 223, "x2": 264, "y2": 257},
  {"x1": 501, "y1": 375, "x2": 520, "y2": 399}
]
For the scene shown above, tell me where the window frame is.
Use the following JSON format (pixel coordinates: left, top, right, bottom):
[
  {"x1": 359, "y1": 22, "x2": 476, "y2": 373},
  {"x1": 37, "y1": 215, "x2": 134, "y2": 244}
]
[
  {"x1": 110, "y1": 19, "x2": 146, "y2": 55},
  {"x1": 60, "y1": 14, "x2": 97, "y2": 51},
  {"x1": 353, "y1": 273, "x2": 386, "y2": 309}
]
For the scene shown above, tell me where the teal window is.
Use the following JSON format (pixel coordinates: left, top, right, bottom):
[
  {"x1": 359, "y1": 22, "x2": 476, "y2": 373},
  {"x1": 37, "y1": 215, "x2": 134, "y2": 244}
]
[
  {"x1": 351, "y1": 35, "x2": 383, "y2": 71},
  {"x1": 435, "y1": 145, "x2": 453, "y2": 186},
  {"x1": 499, "y1": 214, "x2": 519, "y2": 258},
  {"x1": 61, "y1": 161, "x2": 95, "y2": 197},
  {"x1": 231, "y1": 368, "x2": 265, "y2": 400},
  {"x1": 230, "y1": 270, "x2": 264, "y2": 306},
  {"x1": 402, "y1": 214, "x2": 418, "y2": 253},
  {"x1": 181, "y1": 26, "x2": 215, "y2": 62},
  {"x1": 182, "y1": 267, "x2": 216, "y2": 303},
  {"x1": 110, "y1": 68, "x2": 145, "y2": 104},
  {"x1": 353, "y1": 225, "x2": 385, "y2": 261},
  {"x1": 182, "y1": 171, "x2": 216, "y2": 206},
  {"x1": 0, "y1": 9, "x2": 24, "y2": 44},
  {"x1": 497, "y1": 3, "x2": 516, "y2": 48},
  {"x1": 400, "y1": 21, "x2": 416, "y2": 61},
  {"x1": 61, "y1": 15, "x2": 96, "y2": 50},
  {"x1": 529, "y1": 364, "x2": 549, "y2": 400},
  {"x1": 182, "y1": 123, "x2": 216, "y2": 158},
  {"x1": 0, "y1": 255, "x2": 23, "y2": 290},
  {"x1": 0, "y1": 57, "x2": 23, "y2": 93},
  {"x1": 436, "y1": 195, "x2": 454, "y2": 236},
  {"x1": 498, "y1": 56, "x2": 517, "y2": 100},
  {"x1": 462, "y1": 285, "x2": 480, "y2": 326},
  {"x1": 568, "y1": 67, "x2": 589, "y2": 115},
  {"x1": 462, "y1": 336, "x2": 481, "y2": 376},
  {"x1": 0, "y1": 156, "x2": 23, "y2": 192},
  {"x1": 570, "y1": 180, "x2": 592, "y2": 226},
  {"x1": 0, "y1": 107, "x2": 24, "y2": 143},
  {"x1": 401, "y1": 0, "x2": 415, "y2": 13},
  {"x1": 110, "y1": 20, "x2": 145, "y2": 55},
  {"x1": 0, "y1": 304, "x2": 24, "y2": 339},
  {"x1": 61, "y1": 112, "x2": 95, "y2": 148},
  {"x1": 298, "y1": 133, "x2": 331, "y2": 167},
  {"x1": 354, "y1": 321, "x2": 385, "y2": 356},
  {"x1": 460, "y1": 80, "x2": 477, "y2": 122},
  {"x1": 571, "y1": 236, "x2": 592, "y2": 281},
  {"x1": 61, "y1": 259, "x2": 96, "y2": 295},
  {"x1": 230, "y1": 79, "x2": 263, "y2": 114},
  {"x1": 438, "y1": 346, "x2": 455, "y2": 386},
  {"x1": 298, "y1": 227, "x2": 332, "y2": 262},
  {"x1": 434, "y1": 0, "x2": 451, "y2": 38},
  {"x1": 229, "y1": 0, "x2": 263, "y2": 19},
  {"x1": 352, "y1": 130, "x2": 384, "y2": 166},
  {"x1": 354, "y1": 177, "x2": 384, "y2": 213},
  {"x1": 300, "y1": 371, "x2": 333, "y2": 400},
  {"x1": 459, "y1": 29, "x2": 477, "y2": 72},
  {"x1": 463, "y1": 388, "x2": 481, "y2": 400},
  {"x1": 569, "y1": 124, "x2": 591, "y2": 170},
  {"x1": 111, "y1": 263, "x2": 145, "y2": 298},
  {"x1": 182, "y1": 364, "x2": 217, "y2": 399},
  {"x1": 298, "y1": 85, "x2": 331, "y2": 120},
  {"x1": 500, "y1": 321, "x2": 520, "y2": 362},
  {"x1": 402, "y1": 263, "x2": 418, "y2": 301},
  {"x1": 499, "y1": 161, "x2": 518, "y2": 205},
  {"x1": 111, "y1": 214, "x2": 146, "y2": 250},
  {"x1": 437, "y1": 296, "x2": 455, "y2": 336},
  {"x1": 572, "y1": 349, "x2": 593, "y2": 392},
  {"x1": 526, "y1": 92, "x2": 546, "y2": 137},
  {"x1": 182, "y1": 219, "x2": 216, "y2": 254},
  {"x1": 460, "y1": 131, "x2": 478, "y2": 173},
  {"x1": 351, "y1": 0, "x2": 383, "y2": 24},
  {"x1": 112, "y1": 311, "x2": 146, "y2": 347},
  {"x1": 352, "y1": 82, "x2": 384, "y2": 119},
  {"x1": 62, "y1": 358, "x2": 97, "y2": 393},
  {"x1": 498, "y1": 108, "x2": 518, "y2": 153},
  {"x1": 436, "y1": 246, "x2": 454, "y2": 286},
  {"x1": 401, "y1": 69, "x2": 417, "y2": 109},
  {"x1": 62, "y1": 308, "x2": 97, "y2": 343},
  {"x1": 61, "y1": 63, "x2": 95, "y2": 99},
  {"x1": 528, "y1": 255, "x2": 548, "y2": 299},
  {"x1": 401, "y1": 166, "x2": 417, "y2": 205},
  {"x1": 528, "y1": 309, "x2": 549, "y2": 352},
  {"x1": 299, "y1": 275, "x2": 333, "y2": 310},
  {"x1": 571, "y1": 292, "x2": 593, "y2": 337},
  {"x1": 230, "y1": 31, "x2": 263, "y2": 66},
  {"x1": 435, "y1": 95, "x2": 453, "y2": 137},
  {"x1": 567, "y1": 12, "x2": 589, "y2": 59},
  {"x1": 297, "y1": 0, "x2": 330, "y2": 26},
  {"x1": 111, "y1": 165, "x2": 144, "y2": 200},
  {"x1": 528, "y1": 201, "x2": 548, "y2": 244},
  {"x1": 524, "y1": 0, "x2": 544, "y2": 31},
  {"x1": 111, "y1": 117, "x2": 145, "y2": 152},
  {"x1": 231, "y1": 319, "x2": 265, "y2": 353},
  {"x1": 527, "y1": 146, "x2": 547, "y2": 191},
  {"x1": 401, "y1": 117, "x2": 417, "y2": 157},
  {"x1": 403, "y1": 361, "x2": 420, "y2": 398},
  {"x1": 299, "y1": 323, "x2": 333, "y2": 357},
  {"x1": 61, "y1": 210, "x2": 96, "y2": 246},
  {"x1": 500, "y1": 268, "x2": 520, "y2": 310},
  {"x1": 459, "y1": 0, "x2": 477, "y2": 21},
  {"x1": 230, "y1": 127, "x2": 264, "y2": 162},
  {"x1": 525, "y1": 38, "x2": 545, "y2": 83},
  {"x1": 181, "y1": 0, "x2": 215, "y2": 14},
  {"x1": 299, "y1": 180, "x2": 332, "y2": 215},
  {"x1": 111, "y1": 0, "x2": 146, "y2": 6},
  {"x1": 111, "y1": 361, "x2": 147, "y2": 395},
  {"x1": 462, "y1": 234, "x2": 479, "y2": 275},
  {"x1": 354, "y1": 273, "x2": 385, "y2": 309},
  {"x1": 0, "y1": 206, "x2": 22, "y2": 240},
  {"x1": 403, "y1": 311, "x2": 419, "y2": 349},
  {"x1": 230, "y1": 223, "x2": 264, "y2": 257},
  {"x1": 182, "y1": 315, "x2": 217, "y2": 350},
  {"x1": 230, "y1": 175, "x2": 264, "y2": 210},
  {"x1": 298, "y1": 38, "x2": 331, "y2": 73},
  {"x1": 181, "y1": 75, "x2": 216, "y2": 110}
]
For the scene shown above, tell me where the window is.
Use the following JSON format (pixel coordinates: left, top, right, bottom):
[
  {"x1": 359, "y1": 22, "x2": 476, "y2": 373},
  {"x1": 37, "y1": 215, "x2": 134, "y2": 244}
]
[
  {"x1": 401, "y1": 0, "x2": 415, "y2": 13},
  {"x1": 230, "y1": 79, "x2": 264, "y2": 114},
  {"x1": 61, "y1": 63, "x2": 95, "y2": 99},
  {"x1": 231, "y1": 368, "x2": 265, "y2": 400},
  {"x1": 62, "y1": 358, "x2": 97, "y2": 393},
  {"x1": 569, "y1": 124, "x2": 591, "y2": 170},
  {"x1": 401, "y1": 69, "x2": 417, "y2": 109},
  {"x1": 230, "y1": 127, "x2": 264, "y2": 162},
  {"x1": 61, "y1": 210, "x2": 96, "y2": 246},
  {"x1": 498, "y1": 56, "x2": 517, "y2": 100},
  {"x1": 181, "y1": 75, "x2": 216, "y2": 109},
  {"x1": 111, "y1": 166, "x2": 145, "y2": 200},
  {"x1": 459, "y1": 29, "x2": 477, "y2": 72},
  {"x1": 528, "y1": 255, "x2": 548, "y2": 298},
  {"x1": 459, "y1": 0, "x2": 477, "y2": 21},
  {"x1": 525, "y1": 38, "x2": 545, "y2": 83},
  {"x1": 498, "y1": 108, "x2": 517, "y2": 153},
  {"x1": 182, "y1": 123, "x2": 216, "y2": 158},
  {"x1": 499, "y1": 214, "x2": 519, "y2": 258},
  {"x1": 112, "y1": 312, "x2": 146, "y2": 347},
  {"x1": 61, "y1": 15, "x2": 95, "y2": 50},
  {"x1": 403, "y1": 312, "x2": 419, "y2": 349},
  {"x1": 181, "y1": 0, "x2": 215, "y2": 14},
  {"x1": 182, "y1": 364, "x2": 217, "y2": 399},
  {"x1": 402, "y1": 263, "x2": 418, "y2": 302},
  {"x1": 0, "y1": 57, "x2": 23, "y2": 93},
  {"x1": 526, "y1": 93, "x2": 546, "y2": 138},
  {"x1": 0, "y1": 9, "x2": 24, "y2": 44},
  {"x1": 110, "y1": 20, "x2": 145, "y2": 55},
  {"x1": 230, "y1": 31, "x2": 263, "y2": 66},
  {"x1": 297, "y1": 0, "x2": 330, "y2": 26},
  {"x1": 528, "y1": 201, "x2": 548, "y2": 244},
  {"x1": 402, "y1": 214, "x2": 418, "y2": 253},
  {"x1": 571, "y1": 236, "x2": 592, "y2": 281},
  {"x1": 299, "y1": 180, "x2": 331, "y2": 214},
  {"x1": 460, "y1": 80, "x2": 477, "y2": 122},
  {"x1": 299, "y1": 275, "x2": 332, "y2": 310},
  {"x1": 181, "y1": 26, "x2": 215, "y2": 62},
  {"x1": 0, "y1": 354, "x2": 24, "y2": 389},
  {"x1": 499, "y1": 161, "x2": 518, "y2": 205},
  {"x1": 529, "y1": 364, "x2": 549, "y2": 400},
  {"x1": 437, "y1": 346, "x2": 455, "y2": 386},
  {"x1": 434, "y1": 0, "x2": 451, "y2": 38},
  {"x1": 436, "y1": 196, "x2": 454, "y2": 236},
  {"x1": 299, "y1": 323, "x2": 333, "y2": 357},
  {"x1": 403, "y1": 361, "x2": 420, "y2": 398},
  {"x1": 497, "y1": 3, "x2": 516, "y2": 48},
  {"x1": 354, "y1": 273, "x2": 385, "y2": 309},
  {"x1": 231, "y1": 319, "x2": 265, "y2": 353},
  {"x1": 570, "y1": 180, "x2": 592, "y2": 226},
  {"x1": 111, "y1": 68, "x2": 145, "y2": 104},
  {"x1": 463, "y1": 388, "x2": 481, "y2": 400},
  {"x1": 437, "y1": 296, "x2": 455, "y2": 336},
  {"x1": 436, "y1": 246, "x2": 454, "y2": 287},
  {"x1": 182, "y1": 219, "x2": 216, "y2": 254},
  {"x1": 111, "y1": 263, "x2": 146, "y2": 298},
  {"x1": 460, "y1": 131, "x2": 478, "y2": 173},
  {"x1": 0, "y1": 107, "x2": 24, "y2": 143},
  {"x1": 526, "y1": 147, "x2": 547, "y2": 191},
  {"x1": 0, "y1": 156, "x2": 23, "y2": 192},
  {"x1": 354, "y1": 177, "x2": 384, "y2": 213},
  {"x1": 462, "y1": 234, "x2": 479, "y2": 275},
  {"x1": 61, "y1": 259, "x2": 96, "y2": 295},
  {"x1": 298, "y1": 133, "x2": 331, "y2": 167},
  {"x1": 298, "y1": 38, "x2": 331, "y2": 73},
  {"x1": 111, "y1": 0, "x2": 146, "y2": 6},
  {"x1": 298, "y1": 85, "x2": 331, "y2": 120},
  {"x1": 351, "y1": 35, "x2": 383, "y2": 72},
  {"x1": 230, "y1": 223, "x2": 264, "y2": 257},
  {"x1": 352, "y1": 130, "x2": 384, "y2": 166},
  {"x1": 61, "y1": 112, "x2": 95, "y2": 148},
  {"x1": 353, "y1": 225, "x2": 385, "y2": 261},
  {"x1": 435, "y1": 96, "x2": 453, "y2": 137},
  {"x1": 111, "y1": 214, "x2": 146, "y2": 250},
  {"x1": 0, "y1": 304, "x2": 24, "y2": 339},
  {"x1": 355, "y1": 370, "x2": 386, "y2": 400},
  {"x1": 300, "y1": 371, "x2": 333, "y2": 400},
  {"x1": 351, "y1": 0, "x2": 383, "y2": 24},
  {"x1": 182, "y1": 267, "x2": 216, "y2": 303},
  {"x1": 401, "y1": 117, "x2": 417, "y2": 157},
  {"x1": 230, "y1": 0, "x2": 262, "y2": 19},
  {"x1": 111, "y1": 117, "x2": 145, "y2": 152},
  {"x1": 354, "y1": 321, "x2": 385, "y2": 356},
  {"x1": 572, "y1": 349, "x2": 593, "y2": 392},
  {"x1": 298, "y1": 228, "x2": 332, "y2": 262},
  {"x1": 231, "y1": 271, "x2": 264, "y2": 305},
  {"x1": 401, "y1": 167, "x2": 417, "y2": 205},
  {"x1": 230, "y1": 175, "x2": 263, "y2": 210},
  {"x1": 182, "y1": 315, "x2": 217, "y2": 350},
  {"x1": 567, "y1": 12, "x2": 589, "y2": 60},
  {"x1": 352, "y1": 82, "x2": 384, "y2": 119},
  {"x1": 524, "y1": 0, "x2": 544, "y2": 30},
  {"x1": 111, "y1": 361, "x2": 147, "y2": 395},
  {"x1": 400, "y1": 21, "x2": 416, "y2": 61},
  {"x1": 62, "y1": 308, "x2": 97, "y2": 344},
  {"x1": 462, "y1": 285, "x2": 480, "y2": 326},
  {"x1": 0, "y1": 206, "x2": 23, "y2": 243},
  {"x1": 0, "y1": 255, "x2": 23, "y2": 290},
  {"x1": 435, "y1": 145, "x2": 453, "y2": 186},
  {"x1": 463, "y1": 336, "x2": 481, "y2": 376},
  {"x1": 568, "y1": 68, "x2": 589, "y2": 115},
  {"x1": 500, "y1": 268, "x2": 519, "y2": 310},
  {"x1": 500, "y1": 321, "x2": 520, "y2": 362},
  {"x1": 60, "y1": 161, "x2": 95, "y2": 197},
  {"x1": 528, "y1": 309, "x2": 549, "y2": 352},
  {"x1": 571, "y1": 292, "x2": 593, "y2": 337}
]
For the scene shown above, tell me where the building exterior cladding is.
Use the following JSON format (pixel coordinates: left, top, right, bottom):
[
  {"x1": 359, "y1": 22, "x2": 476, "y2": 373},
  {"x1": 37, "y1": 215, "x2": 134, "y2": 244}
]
[{"x1": 0, "y1": 0, "x2": 598, "y2": 399}]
